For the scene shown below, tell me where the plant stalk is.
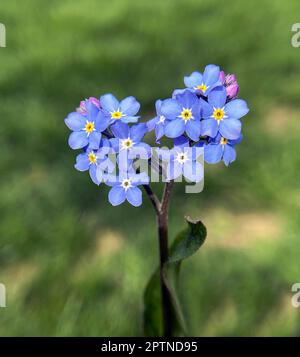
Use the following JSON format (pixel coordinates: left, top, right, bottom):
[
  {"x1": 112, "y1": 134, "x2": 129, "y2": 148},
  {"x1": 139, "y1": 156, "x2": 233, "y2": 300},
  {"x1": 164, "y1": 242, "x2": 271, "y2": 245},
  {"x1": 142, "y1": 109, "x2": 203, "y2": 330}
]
[{"x1": 144, "y1": 181, "x2": 174, "y2": 336}]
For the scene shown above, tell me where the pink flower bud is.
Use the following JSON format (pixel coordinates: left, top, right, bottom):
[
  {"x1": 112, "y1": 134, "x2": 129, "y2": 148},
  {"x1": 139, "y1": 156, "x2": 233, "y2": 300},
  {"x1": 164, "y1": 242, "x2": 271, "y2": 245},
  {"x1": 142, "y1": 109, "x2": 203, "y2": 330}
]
[
  {"x1": 225, "y1": 74, "x2": 236, "y2": 86},
  {"x1": 76, "y1": 97, "x2": 100, "y2": 115},
  {"x1": 88, "y1": 97, "x2": 100, "y2": 109},
  {"x1": 226, "y1": 83, "x2": 239, "y2": 99},
  {"x1": 77, "y1": 100, "x2": 87, "y2": 115}
]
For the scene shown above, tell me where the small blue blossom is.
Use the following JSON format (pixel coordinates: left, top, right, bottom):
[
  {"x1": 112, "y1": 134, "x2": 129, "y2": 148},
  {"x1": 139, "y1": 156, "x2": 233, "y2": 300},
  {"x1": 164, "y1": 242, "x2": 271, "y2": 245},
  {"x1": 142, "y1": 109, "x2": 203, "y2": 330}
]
[
  {"x1": 147, "y1": 100, "x2": 170, "y2": 143},
  {"x1": 109, "y1": 122, "x2": 151, "y2": 158},
  {"x1": 74, "y1": 139, "x2": 114, "y2": 185},
  {"x1": 65, "y1": 101, "x2": 105, "y2": 150},
  {"x1": 161, "y1": 90, "x2": 201, "y2": 141},
  {"x1": 204, "y1": 134, "x2": 242, "y2": 166},
  {"x1": 107, "y1": 170, "x2": 149, "y2": 207},
  {"x1": 183, "y1": 64, "x2": 221, "y2": 96},
  {"x1": 99, "y1": 94, "x2": 140, "y2": 129},
  {"x1": 159, "y1": 136, "x2": 203, "y2": 182},
  {"x1": 201, "y1": 86, "x2": 249, "y2": 140}
]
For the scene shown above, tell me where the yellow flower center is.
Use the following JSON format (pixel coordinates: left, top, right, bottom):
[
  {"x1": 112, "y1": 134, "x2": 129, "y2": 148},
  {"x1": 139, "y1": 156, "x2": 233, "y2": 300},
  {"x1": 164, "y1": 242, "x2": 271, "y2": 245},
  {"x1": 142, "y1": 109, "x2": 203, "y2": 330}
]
[
  {"x1": 180, "y1": 108, "x2": 193, "y2": 122},
  {"x1": 85, "y1": 121, "x2": 95, "y2": 134},
  {"x1": 88, "y1": 152, "x2": 97, "y2": 164},
  {"x1": 196, "y1": 84, "x2": 208, "y2": 92},
  {"x1": 121, "y1": 178, "x2": 132, "y2": 191},
  {"x1": 213, "y1": 108, "x2": 225, "y2": 121},
  {"x1": 220, "y1": 137, "x2": 228, "y2": 145},
  {"x1": 111, "y1": 111, "x2": 123, "y2": 119},
  {"x1": 121, "y1": 138, "x2": 134, "y2": 150}
]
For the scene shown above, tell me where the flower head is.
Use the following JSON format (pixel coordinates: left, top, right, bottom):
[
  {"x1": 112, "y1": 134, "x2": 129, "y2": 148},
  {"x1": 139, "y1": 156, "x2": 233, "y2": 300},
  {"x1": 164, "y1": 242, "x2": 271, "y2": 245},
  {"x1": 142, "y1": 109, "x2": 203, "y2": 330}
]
[
  {"x1": 183, "y1": 64, "x2": 221, "y2": 96},
  {"x1": 74, "y1": 138, "x2": 113, "y2": 185},
  {"x1": 65, "y1": 100, "x2": 106, "y2": 150},
  {"x1": 159, "y1": 136, "x2": 203, "y2": 182},
  {"x1": 201, "y1": 86, "x2": 249, "y2": 140},
  {"x1": 110, "y1": 122, "x2": 151, "y2": 158},
  {"x1": 146, "y1": 100, "x2": 170, "y2": 143},
  {"x1": 161, "y1": 90, "x2": 201, "y2": 141},
  {"x1": 107, "y1": 170, "x2": 149, "y2": 207},
  {"x1": 204, "y1": 134, "x2": 242, "y2": 166},
  {"x1": 99, "y1": 94, "x2": 140, "y2": 128}
]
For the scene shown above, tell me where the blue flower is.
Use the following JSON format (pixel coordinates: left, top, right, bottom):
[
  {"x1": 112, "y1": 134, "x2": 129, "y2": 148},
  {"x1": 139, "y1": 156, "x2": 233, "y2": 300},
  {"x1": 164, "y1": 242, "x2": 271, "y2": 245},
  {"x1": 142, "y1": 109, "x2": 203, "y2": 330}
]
[
  {"x1": 201, "y1": 87, "x2": 249, "y2": 140},
  {"x1": 74, "y1": 139, "x2": 113, "y2": 184},
  {"x1": 107, "y1": 170, "x2": 149, "y2": 207},
  {"x1": 161, "y1": 90, "x2": 201, "y2": 141},
  {"x1": 99, "y1": 94, "x2": 140, "y2": 129},
  {"x1": 159, "y1": 136, "x2": 203, "y2": 182},
  {"x1": 147, "y1": 100, "x2": 170, "y2": 142},
  {"x1": 204, "y1": 134, "x2": 242, "y2": 166},
  {"x1": 65, "y1": 101, "x2": 106, "y2": 150},
  {"x1": 109, "y1": 122, "x2": 151, "y2": 158},
  {"x1": 184, "y1": 64, "x2": 221, "y2": 96}
]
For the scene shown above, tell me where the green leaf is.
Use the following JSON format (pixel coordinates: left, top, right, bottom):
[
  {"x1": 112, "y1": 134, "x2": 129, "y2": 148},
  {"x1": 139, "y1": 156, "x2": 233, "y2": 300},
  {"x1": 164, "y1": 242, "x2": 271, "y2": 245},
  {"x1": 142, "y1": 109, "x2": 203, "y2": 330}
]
[{"x1": 143, "y1": 216, "x2": 207, "y2": 336}]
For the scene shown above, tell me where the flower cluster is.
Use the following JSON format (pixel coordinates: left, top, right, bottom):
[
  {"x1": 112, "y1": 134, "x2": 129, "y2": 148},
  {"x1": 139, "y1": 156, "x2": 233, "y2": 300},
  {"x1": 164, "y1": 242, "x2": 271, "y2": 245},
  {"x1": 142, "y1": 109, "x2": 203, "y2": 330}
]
[
  {"x1": 148, "y1": 64, "x2": 248, "y2": 165},
  {"x1": 65, "y1": 65, "x2": 249, "y2": 206}
]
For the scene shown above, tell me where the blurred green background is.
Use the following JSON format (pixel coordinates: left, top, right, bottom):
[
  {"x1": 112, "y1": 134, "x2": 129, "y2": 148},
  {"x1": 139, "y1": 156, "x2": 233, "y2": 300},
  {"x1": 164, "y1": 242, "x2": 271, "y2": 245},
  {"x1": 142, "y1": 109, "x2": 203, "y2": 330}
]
[{"x1": 0, "y1": 0, "x2": 300, "y2": 336}]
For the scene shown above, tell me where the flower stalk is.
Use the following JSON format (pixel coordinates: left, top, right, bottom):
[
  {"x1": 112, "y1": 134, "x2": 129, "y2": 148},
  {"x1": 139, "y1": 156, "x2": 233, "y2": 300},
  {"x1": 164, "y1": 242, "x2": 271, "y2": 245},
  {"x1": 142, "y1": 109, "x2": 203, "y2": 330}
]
[{"x1": 143, "y1": 181, "x2": 174, "y2": 336}]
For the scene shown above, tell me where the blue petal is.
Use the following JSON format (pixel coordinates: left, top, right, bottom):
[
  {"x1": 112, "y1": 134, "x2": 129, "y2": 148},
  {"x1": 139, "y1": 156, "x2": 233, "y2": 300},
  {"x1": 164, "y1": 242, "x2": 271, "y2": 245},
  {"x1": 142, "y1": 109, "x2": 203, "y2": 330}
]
[
  {"x1": 230, "y1": 134, "x2": 243, "y2": 146},
  {"x1": 108, "y1": 186, "x2": 126, "y2": 206},
  {"x1": 86, "y1": 101, "x2": 99, "y2": 121},
  {"x1": 223, "y1": 144, "x2": 236, "y2": 166},
  {"x1": 65, "y1": 112, "x2": 85, "y2": 131},
  {"x1": 184, "y1": 71, "x2": 202, "y2": 88},
  {"x1": 225, "y1": 99, "x2": 249, "y2": 119},
  {"x1": 95, "y1": 111, "x2": 110, "y2": 132},
  {"x1": 200, "y1": 98, "x2": 213, "y2": 118},
  {"x1": 130, "y1": 123, "x2": 147, "y2": 143},
  {"x1": 147, "y1": 117, "x2": 158, "y2": 131},
  {"x1": 89, "y1": 164, "x2": 100, "y2": 185},
  {"x1": 120, "y1": 115, "x2": 139, "y2": 124},
  {"x1": 172, "y1": 88, "x2": 193, "y2": 98},
  {"x1": 219, "y1": 119, "x2": 241, "y2": 140},
  {"x1": 88, "y1": 131, "x2": 101, "y2": 150},
  {"x1": 74, "y1": 153, "x2": 89, "y2": 171},
  {"x1": 165, "y1": 119, "x2": 185, "y2": 138},
  {"x1": 201, "y1": 118, "x2": 218, "y2": 138},
  {"x1": 100, "y1": 93, "x2": 119, "y2": 112},
  {"x1": 168, "y1": 161, "x2": 183, "y2": 180},
  {"x1": 204, "y1": 144, "x2": 223, "y2": 164},
  {"x1": 202, "y1": 64, "x2": 220, "y2": 86},
  {"x1": 183, "y1": 161, "x2": 203, "y2": 182},
  {"x1": 120, "y1": 96, "x2": 140, "y2": 116},
  {"x1": 177, "y1": 90, "x2": 198, "y2": 108},
  {"x1": 174, "y1": 135, "x2": 189, "y2": 148},
  {"x1": 208, "y1": 87, "x2": 227, "y2": 108},
  {"x1": 132, "y1": 142, "x2": 152, "y2": 159},
  {"x1": 111, "y1": 121, "x2": 130, "y2": 139},
  {"x1": 161, "y1": 99, "x2": 181, "y2": 119},
  {"x1": 130, "y1": 172, "x2": 149, "y2": 185},
  {"x1": 155, "y1": 99, "x2": 163, "y2": 114},
  {"x1": 186, "y1": 120, "x2": 201, "y2": 141},
  {"x1": 68, "y1": 131, "x2": 88, "y2": 150},
  {"x1": 109, "y1": 138, "x2": 120, "y2": 153},
  {"x1": 126, "y1": 186, "x2": 142, "y2": 207},
  {"x1": 155, "y1": 124, "x2": 164, "y2": 141}
]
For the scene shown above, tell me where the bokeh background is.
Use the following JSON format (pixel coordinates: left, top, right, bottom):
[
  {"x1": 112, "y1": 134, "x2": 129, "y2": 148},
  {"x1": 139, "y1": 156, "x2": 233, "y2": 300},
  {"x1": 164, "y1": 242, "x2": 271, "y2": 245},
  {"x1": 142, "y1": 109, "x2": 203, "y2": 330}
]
[{"x1": 0, "y1": 0, "x2": 300, "y2": 336}]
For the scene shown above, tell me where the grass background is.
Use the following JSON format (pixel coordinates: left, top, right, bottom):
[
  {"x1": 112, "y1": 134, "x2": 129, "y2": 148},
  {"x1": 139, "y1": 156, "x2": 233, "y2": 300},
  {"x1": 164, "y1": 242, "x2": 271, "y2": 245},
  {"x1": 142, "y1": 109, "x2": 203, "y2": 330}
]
[{"x1": 0, "y1": 0, "x2": 300, "y2": 336}]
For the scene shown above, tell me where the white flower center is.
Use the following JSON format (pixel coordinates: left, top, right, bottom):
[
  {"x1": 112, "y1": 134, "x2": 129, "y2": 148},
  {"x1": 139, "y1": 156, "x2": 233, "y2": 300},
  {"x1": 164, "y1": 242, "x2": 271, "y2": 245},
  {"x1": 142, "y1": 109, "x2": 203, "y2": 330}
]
[{"x1": 121, "y1": 178, "x2": 132, "y2": 191}]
